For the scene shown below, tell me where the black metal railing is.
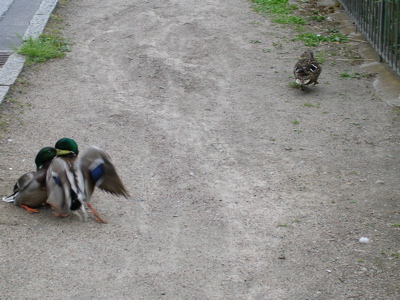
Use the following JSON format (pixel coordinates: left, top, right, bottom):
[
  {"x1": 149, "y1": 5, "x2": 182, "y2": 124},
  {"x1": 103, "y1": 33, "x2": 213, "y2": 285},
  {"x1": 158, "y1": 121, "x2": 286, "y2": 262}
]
[{"x1": 338, "y1": 0, "x2": 400, "y2": 75}]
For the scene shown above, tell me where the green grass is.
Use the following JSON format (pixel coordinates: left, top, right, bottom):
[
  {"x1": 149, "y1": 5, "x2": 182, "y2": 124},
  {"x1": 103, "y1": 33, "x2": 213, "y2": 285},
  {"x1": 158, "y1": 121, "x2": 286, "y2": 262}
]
[
  {"x1": 340, "y1": 72, "x2": 358, "y2": 78},
  {"x1": 273, "y1": 15, "x2": 306, "y2": 24},
  {"x1": 14, "y1": 34, "x2": 71, "y2": 64},
  {"x1": 250, "y1": 0, "x2": 304, "y2": 25},
  {"x1": 309, "y1": 15, "x2": 326, "y2": 22},
  {"x1": 293, "y1": 32, "x2": 348, "y2": 47},
  {"x1": 340, "y1": 72, "x2": 374, "y2": 79},
  {"x1": 304, "y1": 103, "x2": 320, "y2": 108},
  {"x1": 314, "y1": 51, "x2": 331, "y2": 64},
  {"x1": 289, "y1": 81, "x2": 300, "y2": 88},
  {"x1": 250, "y1": 0, "x2": 349, "y2": 49},
  {"x1": 251, "y1": 0, "x2": 297, "y2": 15}
]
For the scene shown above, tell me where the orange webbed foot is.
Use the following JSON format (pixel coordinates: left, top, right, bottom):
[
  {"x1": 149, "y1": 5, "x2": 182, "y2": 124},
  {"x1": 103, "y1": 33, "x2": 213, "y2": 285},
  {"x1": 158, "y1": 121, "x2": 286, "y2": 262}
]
[
  {"x1": 52, "y1": 212, "x2": 69, "y2": 218},
  {"x1": 19, "y1": 205, "x2": 39, "y2": 213}
]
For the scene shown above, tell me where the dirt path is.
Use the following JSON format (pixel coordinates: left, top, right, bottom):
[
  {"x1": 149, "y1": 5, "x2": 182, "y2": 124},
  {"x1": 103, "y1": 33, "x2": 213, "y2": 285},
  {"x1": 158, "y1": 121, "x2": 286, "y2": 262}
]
[{"x1": 1, "y1": 0, "x2": 400, "y2": 298}]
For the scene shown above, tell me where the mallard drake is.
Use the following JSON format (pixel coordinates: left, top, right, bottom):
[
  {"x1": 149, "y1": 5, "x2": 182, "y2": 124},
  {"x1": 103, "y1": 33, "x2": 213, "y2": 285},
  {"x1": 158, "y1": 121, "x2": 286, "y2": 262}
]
[
  {"x1": 46, "y1": 138, "x2": 129, "y2": 223},
  {"x1": 293, "y1": 49, "x2": 321, "y2": 90},
  {"x1": 3, "y1": 147, "x2": 71, "y2": 213},
  {"x1": 46, "y1": 138, "x2": 86, "y2": 219}
]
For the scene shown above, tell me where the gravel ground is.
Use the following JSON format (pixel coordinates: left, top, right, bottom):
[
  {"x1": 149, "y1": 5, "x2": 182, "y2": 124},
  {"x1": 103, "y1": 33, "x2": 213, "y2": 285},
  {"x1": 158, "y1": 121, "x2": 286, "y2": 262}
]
[{"x1": 1, "y1": 0, "x2": 400, "y2": 299}]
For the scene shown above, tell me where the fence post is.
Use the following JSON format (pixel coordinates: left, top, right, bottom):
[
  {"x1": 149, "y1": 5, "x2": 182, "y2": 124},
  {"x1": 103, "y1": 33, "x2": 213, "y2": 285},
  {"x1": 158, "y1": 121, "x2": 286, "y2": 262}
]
[{"x1": 378, "y1": 1, "x2": 384, "y2": 62}]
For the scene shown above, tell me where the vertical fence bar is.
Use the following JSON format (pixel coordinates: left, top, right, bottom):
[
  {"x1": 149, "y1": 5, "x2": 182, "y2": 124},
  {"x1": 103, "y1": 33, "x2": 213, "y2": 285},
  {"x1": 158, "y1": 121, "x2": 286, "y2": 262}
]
[
  {"x1": 394, "y1": 1, "x2": 400, "y2": 73},
  {"x1": 378, "y1": 1, "x2": 383, "y2": 62},
  {"x1": 389, "y1": 1, "x2": 394, "y2": 69}
]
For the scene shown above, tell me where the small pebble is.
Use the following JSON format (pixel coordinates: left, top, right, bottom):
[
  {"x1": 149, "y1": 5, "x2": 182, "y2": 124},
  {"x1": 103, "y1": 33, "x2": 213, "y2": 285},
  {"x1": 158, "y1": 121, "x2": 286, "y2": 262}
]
[{"x1": 359, "y1": 237, "x2": 370, "y2": 243}]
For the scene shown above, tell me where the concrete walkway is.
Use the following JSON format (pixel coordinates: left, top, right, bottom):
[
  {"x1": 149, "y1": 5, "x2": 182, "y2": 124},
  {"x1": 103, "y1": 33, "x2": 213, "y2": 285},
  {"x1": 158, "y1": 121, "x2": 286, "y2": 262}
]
[{"x1": 0, "y1": 0, "x2": 58, "y2": 103}]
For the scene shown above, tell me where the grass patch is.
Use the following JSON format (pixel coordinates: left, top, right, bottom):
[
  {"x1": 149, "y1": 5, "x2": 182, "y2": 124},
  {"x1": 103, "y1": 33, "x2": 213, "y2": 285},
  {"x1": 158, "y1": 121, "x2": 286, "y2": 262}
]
[
  {"x1": 251, "y1": 0, "x2": 297, "y2": 15},
  {"x1": 309, "y1": 15, "x2": 326, "y2": 22},
  {"x1": 250, "y1": 0, "x2": 351, "y2": 53},
  {"x1": 14, "y1": 34, "x2": 71, "y2": 64},
  {"x1": 250, "y1": 0, "x2": 305, "y2": 25},
  {"x1": 273, "y1": 15, "x2": 306, "y2": 25},
  {"x1": 340, "y1": 72, "x2": 358, "y2": 78},
  {"x1": 288, "y1": 81, "x2": 300, "y2": 88},
  {"x1": 314, "y1": 51, "x2": 331, "y2": 64},
  {"x1": 304, "y1": 103, "x2": 320, "y2": 108},
  {"x1": 293, "y1": 32, "x2": 348, "y2": 47},
  {"x1": 272, "y1": 42, "x2": 283, "y2": 49},
  {"x1": 340, "y1": 72, "x2": 374, "y2": 79}
]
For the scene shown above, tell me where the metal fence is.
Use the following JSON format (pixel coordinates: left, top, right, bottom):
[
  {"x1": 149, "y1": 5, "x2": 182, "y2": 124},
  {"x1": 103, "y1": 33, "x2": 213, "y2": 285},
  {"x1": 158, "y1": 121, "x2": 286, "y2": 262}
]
[{"x1": 338, "y1": 0, "x2": 400, "y2": 75}]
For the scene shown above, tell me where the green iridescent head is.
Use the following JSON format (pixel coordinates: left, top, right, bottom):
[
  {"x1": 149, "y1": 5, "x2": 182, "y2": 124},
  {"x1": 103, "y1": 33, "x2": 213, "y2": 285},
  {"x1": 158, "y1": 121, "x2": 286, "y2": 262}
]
[
  {"x1": 34, "y1": 147, "x2": 70, "y2": 170},
  {"x1": 55, "y1": 138, "x2": 79, "y2": 155}
]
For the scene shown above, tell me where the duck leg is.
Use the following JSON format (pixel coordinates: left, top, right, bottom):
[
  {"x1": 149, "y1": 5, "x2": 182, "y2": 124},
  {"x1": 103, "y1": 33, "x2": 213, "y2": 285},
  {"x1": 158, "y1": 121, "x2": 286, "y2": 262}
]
[
  {"x1": 87, "y1": 203, "x2": 107, "y2": 224},
  {"x1": 45, "y1": 202, "x2": 69, "y2": 218},
  {"x1": 19, "y1": 205, "x2": 39, "y2": 213}
]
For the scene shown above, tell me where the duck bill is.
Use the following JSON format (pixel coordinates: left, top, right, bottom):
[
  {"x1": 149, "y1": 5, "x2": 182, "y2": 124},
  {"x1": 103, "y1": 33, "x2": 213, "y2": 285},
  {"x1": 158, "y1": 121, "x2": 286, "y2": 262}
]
[{"x1": 56, "y1": 149, "x2": 73, "y2": 156}]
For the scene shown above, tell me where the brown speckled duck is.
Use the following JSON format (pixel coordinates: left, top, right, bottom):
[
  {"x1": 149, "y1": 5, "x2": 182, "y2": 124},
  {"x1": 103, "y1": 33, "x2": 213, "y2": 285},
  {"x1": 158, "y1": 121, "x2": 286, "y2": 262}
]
[{"x1": 294, "y1": 49, "x2": 321, "y2": 90}]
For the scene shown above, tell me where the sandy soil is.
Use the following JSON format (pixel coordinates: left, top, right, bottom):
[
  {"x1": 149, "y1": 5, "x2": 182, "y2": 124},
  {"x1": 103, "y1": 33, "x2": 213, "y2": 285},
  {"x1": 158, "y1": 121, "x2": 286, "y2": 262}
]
[{"x1": 1, "y1": 0, "x2": 400, "y2": 299}]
